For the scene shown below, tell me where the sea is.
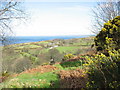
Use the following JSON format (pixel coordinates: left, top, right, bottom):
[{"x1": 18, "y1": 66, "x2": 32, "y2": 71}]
[{"x1": 1, "y1": 35, "x2": 94, "y2": 45}]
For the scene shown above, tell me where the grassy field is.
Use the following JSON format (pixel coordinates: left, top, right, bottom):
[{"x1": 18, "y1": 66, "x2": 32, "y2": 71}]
[
  {"x1": 0, "y1": 59, "x2": 84, "y2": 88},
  {"x1": 55, "y1": 46, "x2": 80, "y2": 53}
]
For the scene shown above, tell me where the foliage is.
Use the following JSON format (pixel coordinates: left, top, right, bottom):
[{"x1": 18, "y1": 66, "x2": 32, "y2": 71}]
[
  {"x1": 84, "y1": 49, "x2": 120, "y2": 88},
  {"x1": 12, "y1": 58, "x2": 32, "y2": 73},
  {"x1": 58, "y1": 69, "x2": 88, "y2": 88},
  {"x1": 92, "y1": 0, "x2": 120, "y2": 34},
  {"x1": 63, "y1": 54, "x2": 74, "y2": 60},
  {"x1": 42, "y1": 63, "x2": 49, "y2": 66},
  {"x1": 94, "y1": 16, "x2": 120, "y2": 51},
  {"x1": 60, "y1": 60, "x2": 83, "y2": 68},
  {"x1": 85, "y1": 16, "x2": 120, "y2": 88},
  {"x1": 46, "y1": 48, "x2": 63, "y2": 62},
  {"x1": 20, "y1": 52, "x2": 38, "y2": 64},
  {"x1": 1, "y1": 71, "x2": 10, "y2": 78}
]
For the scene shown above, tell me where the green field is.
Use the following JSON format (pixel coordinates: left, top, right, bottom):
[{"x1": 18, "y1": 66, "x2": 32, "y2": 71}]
[
  {"x1": 0, "y1": 59, "x2": 83, "y2": 88},
  {"x1": 55, "y1": 46, "x2": 80, "y2": 53}
]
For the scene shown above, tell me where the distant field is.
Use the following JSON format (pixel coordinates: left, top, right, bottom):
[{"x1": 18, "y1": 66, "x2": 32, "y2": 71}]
[
  {"x1": 15, "y1": 44, "x2": 42, "y2": 50},
  {"x1": 1, "y1": 36, "x2": 94, "y2": 74},
  {"x1": 55, "y1": 46, "x2": 80, "y2": 53}
]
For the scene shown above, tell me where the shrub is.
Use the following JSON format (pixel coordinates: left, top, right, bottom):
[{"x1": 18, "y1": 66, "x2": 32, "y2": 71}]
[
  {"x1": 46, "y1": 48, "x2": 63, "y2": 62},
  {"x1": 29, "y1": 55, "x2": 38, "y2": 63},
  {"x1": 85, "y1": 16, "x2": 120, "y2": 88},
  {"x1": 60, "y1": 60, "x2": 83, "y2": 68},
  {"x1": 63, "y1": 54, "x2": 74, "y2": 60},
  {"x1": 94, "y1": 16, "x2": 120, "y2": 51},
  {"x1": 42, "y1": 63, "x2": 49, "y2": 66},
  {"x1": 58, "y1": 69, "x2": 88, "y2": 88},
  {"x1": 12, "y1": 58, "x2": 32, "y2": 73},
  {"x1": 20, "y1": 52, "x2": 38, "y2": 64},
  {"x1": 84, "y1": 49, "x2": 120, "y2": 88}
]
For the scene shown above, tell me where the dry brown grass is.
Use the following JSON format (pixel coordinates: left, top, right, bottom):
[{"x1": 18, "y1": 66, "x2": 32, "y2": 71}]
[
  {"x1": 58, "y1": 69, "x2": 88, "y2": 88},
  {"x1": 19, "y1": 65, "x2": 58, "y2": 74}
]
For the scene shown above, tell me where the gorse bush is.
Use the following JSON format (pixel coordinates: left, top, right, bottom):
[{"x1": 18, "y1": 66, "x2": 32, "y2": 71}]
[
  {"x1": 84, "y1": 16, "x2": 120, "y2": 88},
  {"x1": 84, "y1": 49, "x2": 120, "y2": 88},
  {"x1": 94, "y1": 16, "x2": 120, "y2": 51},
  {"x1": 63, "y1": 54, "x2": 74, "y2": 60}
]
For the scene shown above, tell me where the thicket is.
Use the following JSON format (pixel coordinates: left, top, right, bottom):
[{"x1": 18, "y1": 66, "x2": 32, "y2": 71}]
[
  {"x1": 84, "y1": 50, "x2": 120, "y2": 88},
  {"x1": 63, "y1": 54, "x2": 74, "y2": 60},
  {"x1": 94, "y1": 16, "x2": 120, "y2": 51},
  {"x1": 84, "y1": 16, "x2": 120, "y2": 88}
]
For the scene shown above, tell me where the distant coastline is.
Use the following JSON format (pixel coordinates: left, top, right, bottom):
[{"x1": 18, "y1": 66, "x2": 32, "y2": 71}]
[{"x1": 7, "y1": 35, "x2": 95, "y2": 45}]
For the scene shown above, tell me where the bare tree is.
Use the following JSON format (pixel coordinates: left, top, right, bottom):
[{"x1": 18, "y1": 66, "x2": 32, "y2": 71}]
[
  {"x1": 0, "y1": 0, "x2": 26, "y2": 45},
  {"x1": 92, "y1": 0, "x2": 120, "y2": 34}
]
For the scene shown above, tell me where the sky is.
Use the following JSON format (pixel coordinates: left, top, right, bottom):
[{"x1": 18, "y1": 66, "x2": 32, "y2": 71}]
[{"x1": 13, "y1": 0, "x2": 97, "y2": 36}]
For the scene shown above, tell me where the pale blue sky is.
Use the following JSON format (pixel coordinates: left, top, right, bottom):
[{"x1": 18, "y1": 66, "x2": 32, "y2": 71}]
[{"x1": 13, "y1": 0, "x2": 97, "y2": 36}]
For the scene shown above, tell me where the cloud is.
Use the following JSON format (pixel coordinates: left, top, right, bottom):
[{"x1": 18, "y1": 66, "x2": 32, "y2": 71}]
[
  {"x1": 14, "y1": 12, "x2": 92, "y2": 36},
  {"x1": 13, "y1": 2, "x2": 93, "y2": 36}
]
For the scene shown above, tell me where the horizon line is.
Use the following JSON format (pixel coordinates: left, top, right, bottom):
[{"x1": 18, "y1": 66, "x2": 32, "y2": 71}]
[{"x1": 14, "y1": 34, "x2": 95, "y2": 37}]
